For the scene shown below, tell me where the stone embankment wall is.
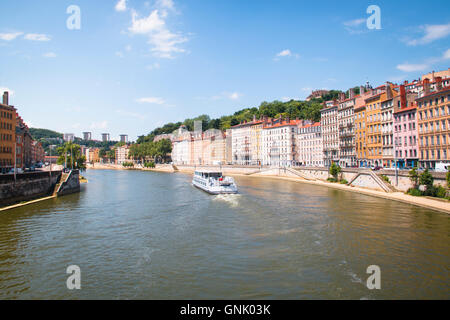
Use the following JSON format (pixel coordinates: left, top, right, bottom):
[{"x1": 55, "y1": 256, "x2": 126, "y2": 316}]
[
  {"x1": 57, "y1": 170, "x2": 81, "y2": 196},
  {"x1": 0, "y1": 171, "x2": 61, "y2": 206},
  {"x1": 0, "y1": 170, "x2": 81, "y2": 207},
  {"x1": 173, "y1": 165, "x2": 447, "y2": 192}
]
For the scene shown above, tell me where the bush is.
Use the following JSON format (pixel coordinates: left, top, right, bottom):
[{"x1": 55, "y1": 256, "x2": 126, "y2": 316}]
[
  {"x1": 122, "y1": 162, "x2": 134, "y2": 167},
  {"x1": 419, "y1": 169, "x2": 434, "y2": 189},
  {"x1": 329, "y1": 163, "x2": 341, "y2": 181},
  {"x1": 381, "y1": 175, "x2": 390, "y2": 184},
  {"x1": 435, "y1": 186, "x2": 447, "y2": 199},
  {"x1": 144, "y1": 162, "x2": 155, "y2": 168},
  {"x1": 407, "y1": 188, "x2": 422, "y2": 197},
  {"x1": 447, "y1": 168, "x2": 450, "y2": 188},
  {"x1": 339, "y1": 179, "x2": 348, "y2": 184},
  {"x1": 327, "y1": 177, "x2": 337, "y2": 183}
]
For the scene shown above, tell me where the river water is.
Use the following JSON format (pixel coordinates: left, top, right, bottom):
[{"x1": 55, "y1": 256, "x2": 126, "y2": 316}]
[{"x1": 0, "y1": 169, "x2": 448, "y2": 299}]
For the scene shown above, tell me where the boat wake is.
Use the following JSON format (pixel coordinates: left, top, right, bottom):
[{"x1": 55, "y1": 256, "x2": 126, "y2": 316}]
[{"x1": 212, "y1": 193, "x2": 242, "y2": 208}]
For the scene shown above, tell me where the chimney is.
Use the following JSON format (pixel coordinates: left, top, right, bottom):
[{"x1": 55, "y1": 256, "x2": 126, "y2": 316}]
[
  {"x1": 423, "y1": 78, "x2": 430, "y2": 95},
  {"x1": 432, "y1": 71, "x2": 435, "y2": 82},
  {"x1": 386, "y1": 82, "x2": 393, "y2": 100},
  {"x1": 2, "y1": 91, "x2": 9, "y2": 105},
  {"x1": 340, "y1": 92, "x2": 345, "y2": 101},
  {"x1": 253, "y1": 114, "x2": 256, "y2": 122},
  {"x1": 400, "y1": 85, "x2": 406, "y2": 109},
  {"x1": 435, "y1": 76, "x2": 443, "y2": 91},
  {"x1": 349, "y1": 88, "x2": 355, "y2": 99}
]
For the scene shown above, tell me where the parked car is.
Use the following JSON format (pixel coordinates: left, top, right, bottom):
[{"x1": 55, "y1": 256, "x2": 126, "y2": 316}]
[
  {"x1": 8, "y1": 168, "x2": 24, "y2": 174},
  {"x1": 372, "y1": 166, "x2": 383, "y2": 171},
  {"x1": 435, "y1": 162, "x2": 450, "y2": 172}
]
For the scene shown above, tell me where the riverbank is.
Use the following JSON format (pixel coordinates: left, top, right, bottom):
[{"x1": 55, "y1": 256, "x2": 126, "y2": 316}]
[{"x1": 87, "y1": 164, "x2": 450, "y2": 214}]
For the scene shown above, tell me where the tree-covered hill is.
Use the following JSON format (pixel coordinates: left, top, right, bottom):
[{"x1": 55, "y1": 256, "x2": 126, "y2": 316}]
[
  {"x1": 137, "y1": 96, "x2": 341, "y2": 144},
  {"x1": 29, "y1": 128, "x2": 63, "y2": 140}
]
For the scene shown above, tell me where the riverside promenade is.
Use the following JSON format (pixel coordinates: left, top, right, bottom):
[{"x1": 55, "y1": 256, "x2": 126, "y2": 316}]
[{"x1": 87, "y1": 163, "x2": 450, "y2": 214}]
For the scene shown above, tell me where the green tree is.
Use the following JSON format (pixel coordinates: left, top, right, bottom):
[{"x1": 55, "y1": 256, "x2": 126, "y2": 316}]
[
  {"x1": 408, "y1": 167, "x2": 419, "y2": 188},
  {"x1": 419, "y1": 169, "x2": 434, "y2": 188},
  {"x1": 329, "y1": 163, "x2": 342, "y2": 181},
  {"x1": 447, "y1": 168, "x2": 450, "y2": 188},
  {"x1": 56, "y1": 142, "x2": 86, "y2": 170}
]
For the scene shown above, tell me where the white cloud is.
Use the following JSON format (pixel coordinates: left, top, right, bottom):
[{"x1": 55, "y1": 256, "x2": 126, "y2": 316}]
[
  {"x1": 343, "y1": 18, "x2": 367, "y2": 34},
  {"x1": 128, "y1": 4, "x2": 188, "y2": 59},
  {"x1": 396, "y1": 63, "x2": 429, "y2": 72},
  {"x1": 116, "y1": 109, "x2": 147, "y2": 120},
  {"x1": 115, "y1": 0, "x2": 127, "y2": 12},
  {"x1": 43, "y1": 52, "x2": 57, "y2": 58},
  {"x1": 90, "y1": 121, "x2": 108, "y2": 130},
  {"x1": 24, "y1": 33, "x2": 51, "y2": 41},
  {"x1": 136, "y1": 97, "x2": 166, "y2": 104},
  {"x1": 0, "y1": 32, "x2": 23, "y2": 41},
  {"x1": 396, "y1": 48, "x2": 450, "y2": 72},
  {"x1": 343, "y1": 18, "x2": 366, "y2": 27},
  {"x1": 407, "y1": 23, "x2": 450, "y2": 46},
  {"x1": 125, "y1": 44, "x2": 132, "y2": 52},
  {"x1": 228, "y1": 92, "x2": 241, "y2": 100},
  {"x1": 443, "y1": 49, "x2": 450, "y2": 60},
  {"x1": 277, "y1": 49, "x2": 292, "y2": 57},
  {"x1": 146, "y1": 62, "x2": 161, "y2": 70}
]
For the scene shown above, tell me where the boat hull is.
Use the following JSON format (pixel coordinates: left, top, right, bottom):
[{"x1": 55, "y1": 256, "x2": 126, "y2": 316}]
[{"x1": 192, "y1": 180, "x2": 238, "y2": 195}]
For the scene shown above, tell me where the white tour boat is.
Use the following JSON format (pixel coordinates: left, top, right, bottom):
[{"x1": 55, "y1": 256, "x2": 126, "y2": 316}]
[{"x1": 192, "y1": 170, "x2": 238, "y2": 194}]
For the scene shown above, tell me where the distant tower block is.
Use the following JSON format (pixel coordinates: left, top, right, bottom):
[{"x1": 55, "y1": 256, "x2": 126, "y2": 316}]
[
  {"x1": 63, "y1": 133, "x2": 75, "y2": 142},
  {"x1": 83, "y1": 132, "x2": 92, "y2": 141},
  {"x1": 102, "y1": 133, "x2": 110, "y2": 142},
  {"x1": 120, "y1": 134, "x2": 128, "y2": 143}
]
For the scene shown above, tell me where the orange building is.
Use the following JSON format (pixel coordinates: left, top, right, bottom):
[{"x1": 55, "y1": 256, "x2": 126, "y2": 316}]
[
  {"x1": 365, "y1": 86, "x2": 386, "y2": 167},
  {"x1": 0, "y1": 92, "x2": 16, "y2": 173},
  {"x1": 417, "y1": 77, "x2": 450, "y2": 168}
]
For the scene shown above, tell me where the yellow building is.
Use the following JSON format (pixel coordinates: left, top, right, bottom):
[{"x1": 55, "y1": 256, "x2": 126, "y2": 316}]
[
  {"x1": 365, "y1": 87, "x2": 385, "y2": 167},
  {"x1": 0, "y1": 92, "x2": 16, "y2": 173},
  {"x1": 250, "y1": 118, "x2": 263, "y2": 165}
]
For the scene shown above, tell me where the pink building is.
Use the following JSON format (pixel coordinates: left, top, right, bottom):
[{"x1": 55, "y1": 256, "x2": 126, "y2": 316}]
[{"x1": 393, "y1": 103, "x2": 419, "y2": 168}]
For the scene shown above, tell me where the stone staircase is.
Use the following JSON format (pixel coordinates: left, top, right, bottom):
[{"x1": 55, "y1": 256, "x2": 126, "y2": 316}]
[
  {"x1": 283, "y1": 167, "x2": 311, "y2": 180},
  {"x1": 52, "y1": 172, "x2": 69, "y2": 196},
  {"x1": 348, "y1": 169, "x2": 393, "y2": 193}
]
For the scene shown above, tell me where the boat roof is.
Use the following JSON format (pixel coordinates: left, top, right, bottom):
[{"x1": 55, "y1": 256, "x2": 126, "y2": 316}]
[{"x1": 194, "y1": 170, "x2": 223, "y2": 174}]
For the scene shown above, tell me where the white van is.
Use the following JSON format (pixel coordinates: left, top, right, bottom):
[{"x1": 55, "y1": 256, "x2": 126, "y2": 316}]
[{"x1": 435, "y1": 162, "x2": 450, "y2": 172}]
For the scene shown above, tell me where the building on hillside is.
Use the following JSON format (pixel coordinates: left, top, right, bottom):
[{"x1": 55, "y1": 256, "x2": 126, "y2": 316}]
[
  {"x1": 88, "y1": 147, "x2": 100, "y2": 164},
  {"x1": 101, "y1": 133, "x2": 110, "y2": 142},
  {"x1": 338, "y1": 89, "x2": 357, "y2": 167},
  {"x1": 154, "y1": 133, "x2": 173, "y2": 142},
  {"x1": 0, "y1": 92, "x2": 16, "y2": 173},
  {"x1": 64, "y1": 133, "x2": 75, "y2": 142},
  {"x1": 297, "y1": 121, "x2": 322, "y2": 167},
  {"x1": 306, "y1": 89, "x2": 330, "y2": 101},
  {"x1": 83, "y1": 132, "x2": 92, "y2": 141},
  {"x1": 416, "y1": 78, "x2": 450, "y2": 168},
  {"x1": 120, "y1": 134, "x2": 128, "y2": 143},
  {"x1": 321, "y1": 100, "x2": 339, "y2": 166},
  {"x1": 421, "y1": 68, "x2": 450, "y2": 82},
  {"x1": 261, "y1": 117, "x2": 300, "y2": 167},
  {"x1": 115, "y1": 145, "x2": 130, "y2": 165}
]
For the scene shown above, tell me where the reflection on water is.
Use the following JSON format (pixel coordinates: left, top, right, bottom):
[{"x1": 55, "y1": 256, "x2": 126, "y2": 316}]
[{"x1": 0, "y1": 170, "x2": 448, "y2": 299}]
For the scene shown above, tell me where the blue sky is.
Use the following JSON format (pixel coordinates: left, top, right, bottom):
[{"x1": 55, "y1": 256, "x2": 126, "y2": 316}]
[{"x1": 0, "y1": 0, "x2": 449, "y2": 141}]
